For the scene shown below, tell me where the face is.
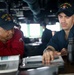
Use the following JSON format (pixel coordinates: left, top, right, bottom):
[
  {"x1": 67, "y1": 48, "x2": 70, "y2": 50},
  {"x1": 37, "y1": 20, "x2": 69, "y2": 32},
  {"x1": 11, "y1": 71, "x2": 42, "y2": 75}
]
[
  {"x1": 0, "y1": 27, "x2": 14, "y2": 41},
  {"x1": 58, "y1": 13, "x2": 74, "y2": 31}
]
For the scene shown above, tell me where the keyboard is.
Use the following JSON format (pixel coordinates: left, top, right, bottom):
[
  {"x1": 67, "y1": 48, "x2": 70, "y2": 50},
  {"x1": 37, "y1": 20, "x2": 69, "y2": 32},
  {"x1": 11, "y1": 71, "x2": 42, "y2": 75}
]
[{"x1": 20, "y1": 55, "x2": 64, "y2": 69}]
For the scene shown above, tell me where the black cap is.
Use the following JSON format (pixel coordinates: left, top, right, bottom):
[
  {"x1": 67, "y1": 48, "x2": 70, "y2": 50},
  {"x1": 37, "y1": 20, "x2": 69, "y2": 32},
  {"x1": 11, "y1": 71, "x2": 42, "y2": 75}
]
[
  {"x1": 56, "y1": 3, "x2": 74, "y2": 16},
  {"x1": 0, "y1": 11, "x2": 17, "y2": 30}
]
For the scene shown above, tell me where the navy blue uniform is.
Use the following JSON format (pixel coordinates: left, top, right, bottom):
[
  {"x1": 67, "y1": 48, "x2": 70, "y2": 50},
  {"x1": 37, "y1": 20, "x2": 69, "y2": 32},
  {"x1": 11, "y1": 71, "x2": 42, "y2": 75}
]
[
  {"x1": 47, "y1": 25, "x2": 74, "y2": 51},
  {"x1": 42, "y1": 28, "x2": 52, "y2": 44},
  {"x1": 36, "y1": 28, "x2": 52, "y2": 55}
]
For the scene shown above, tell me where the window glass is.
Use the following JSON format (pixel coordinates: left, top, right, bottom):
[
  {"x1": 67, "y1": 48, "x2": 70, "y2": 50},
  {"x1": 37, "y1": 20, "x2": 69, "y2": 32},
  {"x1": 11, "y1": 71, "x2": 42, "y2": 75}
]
[
  {"x1": 20, "y1": 23, "x2": 28, "y2": 37},
  {"x1": 29, "y1": 24, "x2": 40, "y2": 38},
  {"x1": 46, "y1": 22, "x2": 61, "y2": 31},
  {"x1": 20, "y1": 23, "x2": 41, "y2": 38}
]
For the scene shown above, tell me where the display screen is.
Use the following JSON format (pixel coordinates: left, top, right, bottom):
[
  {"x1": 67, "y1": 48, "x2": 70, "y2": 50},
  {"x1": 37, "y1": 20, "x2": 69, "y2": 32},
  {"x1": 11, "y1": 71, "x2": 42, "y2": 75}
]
[{"x1": 0, "y1": 56, "x2": 8, "y2": 60}]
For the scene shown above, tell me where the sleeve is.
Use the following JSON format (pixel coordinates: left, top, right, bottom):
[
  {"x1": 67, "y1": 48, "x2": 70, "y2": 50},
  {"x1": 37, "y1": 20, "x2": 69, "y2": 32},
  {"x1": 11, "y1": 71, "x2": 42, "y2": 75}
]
[{"x1": 0, "y1": 29, "x2": 24, "y2": 58}]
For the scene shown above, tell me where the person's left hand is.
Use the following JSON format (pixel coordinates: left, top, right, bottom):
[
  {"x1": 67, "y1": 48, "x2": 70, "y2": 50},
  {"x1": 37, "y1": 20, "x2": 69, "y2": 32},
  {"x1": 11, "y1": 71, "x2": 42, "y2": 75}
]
[{"x1": 60, "y1": 48, "x2": 68, "y2": 56}]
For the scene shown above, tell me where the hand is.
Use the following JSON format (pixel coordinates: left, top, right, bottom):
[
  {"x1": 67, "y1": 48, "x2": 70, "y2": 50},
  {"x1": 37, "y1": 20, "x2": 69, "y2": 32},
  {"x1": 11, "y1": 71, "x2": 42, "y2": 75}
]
[
  {"x1": 60, "y1": 48, "x2": 68, "y2": 56},
  {"x1": 42, "y1": 50, "x2": 61, "y2": 65},
  {"x1": 0, "y1": 38, "x2": 7, "y2": 43}
]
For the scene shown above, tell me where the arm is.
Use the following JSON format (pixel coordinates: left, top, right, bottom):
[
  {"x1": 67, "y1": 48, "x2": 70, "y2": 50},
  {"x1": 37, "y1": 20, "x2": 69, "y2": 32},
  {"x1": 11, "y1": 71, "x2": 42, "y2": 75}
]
[
  {"x1": 0, "y1": 29, "x2": 24, "y2": 58},
  {"x1": 42, "y1": 46, "x2": 61, "y2": 64},
  {"x1": 42, "y1": 31, "x2": 68, "y2": 64},
  {"x1": 42, "y1": 46, "x2": 67, "y2": 64}
]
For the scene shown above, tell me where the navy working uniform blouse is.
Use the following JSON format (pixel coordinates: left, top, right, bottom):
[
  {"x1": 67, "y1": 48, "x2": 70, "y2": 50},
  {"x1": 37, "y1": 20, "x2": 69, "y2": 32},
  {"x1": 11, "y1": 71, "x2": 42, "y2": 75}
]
[
  {"x1": 47, "y1": 25, "x2": 74, "y2": 52},
  {"x1": 42, "y1": 28, "x2": 52, "y2": 44}
]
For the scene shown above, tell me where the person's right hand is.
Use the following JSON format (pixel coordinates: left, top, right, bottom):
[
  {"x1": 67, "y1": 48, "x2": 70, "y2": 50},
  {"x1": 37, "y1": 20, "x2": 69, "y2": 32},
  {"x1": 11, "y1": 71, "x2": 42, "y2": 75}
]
[
  {"x1": 42, "y1": 50, "x2": 61, "y2": 65},
  {"x1": 42, "y1": 50, "x2": 54, "y2": 64}
]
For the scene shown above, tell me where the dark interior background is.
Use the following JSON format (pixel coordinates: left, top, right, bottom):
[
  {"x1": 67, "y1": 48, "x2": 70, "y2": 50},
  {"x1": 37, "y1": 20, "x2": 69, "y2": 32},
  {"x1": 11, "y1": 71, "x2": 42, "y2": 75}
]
[{"x1": 0, "y1": 0, "x2": 74, "y2": 24}]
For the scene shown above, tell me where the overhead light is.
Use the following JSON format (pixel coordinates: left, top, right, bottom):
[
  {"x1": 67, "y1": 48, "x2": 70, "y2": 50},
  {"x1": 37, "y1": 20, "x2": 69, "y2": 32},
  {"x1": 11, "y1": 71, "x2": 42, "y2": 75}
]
[
  {"x1": 50, "y1": 10, "x2": 52, "y2": 12},
  {"x1": 47, "y1": 14, "x2": 56, "y2": 17}
]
